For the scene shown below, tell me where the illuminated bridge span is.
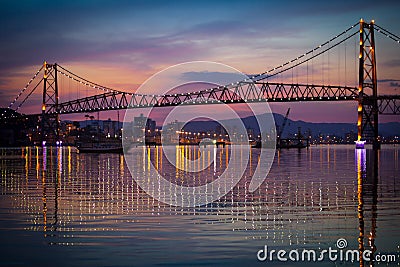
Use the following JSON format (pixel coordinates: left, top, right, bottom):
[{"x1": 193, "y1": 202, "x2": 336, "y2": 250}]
[
  {"x1": 53, "y1": 82, "x2": 359, "y2": 114},
  {"x1": 6, "y1": 20, "x2": 400, "y2": 148},
  {"x1": 49, "y1": 81, "x2": 398, "y2": 115}
]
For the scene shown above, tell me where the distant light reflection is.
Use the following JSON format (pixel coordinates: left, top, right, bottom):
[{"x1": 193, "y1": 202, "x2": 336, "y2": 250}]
[{"x1": 0, "y1": 145, "x2": 394, "y2": 255}]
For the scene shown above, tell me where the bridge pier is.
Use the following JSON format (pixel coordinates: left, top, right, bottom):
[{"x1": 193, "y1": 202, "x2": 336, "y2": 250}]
[
  {"x1": 41, "y1": 62, "x2": 60, "y2": 145},
  {"x1": 358, "y1": 19, "x2": 380, "y2": 149},
  {"x1": 373, "y1": 141, "x2": 380, "y2": 150},
  {"x1": 215, "y1": 141, "x2": 226, "y2": 148}
]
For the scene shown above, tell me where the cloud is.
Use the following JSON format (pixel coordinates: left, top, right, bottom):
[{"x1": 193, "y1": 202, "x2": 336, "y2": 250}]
[
  {"x1": 0, "y1": 2, "x2": 315, "y2": 74},
  {"x1": 378, "y1": 79, "x2": 400, "y2": 83},
  {"x1": 383, "y1": 59, "x2": 400, "y2": 68},
  {"x1": 174, "y1": 19, "x2": 302, "y2": 40},
  {"x1": 180, "y1": 71, "x2": 246, "y2": 85},
  {"x1": 390, "y1": 82, "x2": 400, "y2": 87}
]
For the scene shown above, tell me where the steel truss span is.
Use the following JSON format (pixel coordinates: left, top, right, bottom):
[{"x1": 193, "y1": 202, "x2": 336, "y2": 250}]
[
  {"x1": 377, "y1": 96, "x2": 400, "y2": 115},
  {"x1": 49, "y1": 82, "x2": 359, "y2": 115}
]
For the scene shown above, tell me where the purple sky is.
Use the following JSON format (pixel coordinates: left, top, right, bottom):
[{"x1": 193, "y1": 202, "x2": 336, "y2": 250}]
[{"x1": 1, "y1": 0, "x2": 399, "y2": 123}]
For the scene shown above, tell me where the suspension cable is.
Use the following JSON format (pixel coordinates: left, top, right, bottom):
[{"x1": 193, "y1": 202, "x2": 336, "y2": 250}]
[
  {"x1": 375, "y1": 24, "x2": 400, "y2": 44},
  {"x1": 8, "y1": 65, "x2": 43, "y2": 109},
  {"x1": 259, "y1": 31, "x2": 359, "y2": 80},
  {"x1": 249, "y1": 22, "x2": 359, "y2": 81},
  {"x1": 15, "y1": 78, "x2": 44, "y2": 111},
  {"x1": 57, "y1": 65, "x2": 135, "y2": 95}
]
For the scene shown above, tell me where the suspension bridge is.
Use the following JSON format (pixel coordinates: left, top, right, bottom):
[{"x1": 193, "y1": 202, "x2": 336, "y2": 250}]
[{"x1": 4, "y1": 20, "x2": 400, "y2": 148}]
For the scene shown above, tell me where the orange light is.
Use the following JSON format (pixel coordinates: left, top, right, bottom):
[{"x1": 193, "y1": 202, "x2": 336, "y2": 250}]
[
  {"x1": 42, "y1": 104, "x2": 46, "y2": 111},
  {"x1": 358, "y1": 106, "x2": 362, "y2": 112},
  {"x1": 43, "y1": 61, "x2": 48, "y2": 78}
]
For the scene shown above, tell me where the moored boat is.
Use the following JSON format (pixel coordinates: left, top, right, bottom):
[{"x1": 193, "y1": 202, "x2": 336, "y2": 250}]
[{"x1": 77, "y1": 142, "x2": 123, "y2": 153}]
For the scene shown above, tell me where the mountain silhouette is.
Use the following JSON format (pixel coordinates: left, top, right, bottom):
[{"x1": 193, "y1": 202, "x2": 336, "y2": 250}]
[{"x1": 182, "y1": 113, "x2": 400, "y2": 138}]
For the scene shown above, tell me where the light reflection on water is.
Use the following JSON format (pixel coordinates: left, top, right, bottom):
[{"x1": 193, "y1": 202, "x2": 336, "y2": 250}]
[{"x1": 0, "y1": 145, "x2": 399, "y2": 266}]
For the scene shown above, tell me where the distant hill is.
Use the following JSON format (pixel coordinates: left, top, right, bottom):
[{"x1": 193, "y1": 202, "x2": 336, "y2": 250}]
[{"x1": 182, "y1": 113, "x2": 400, "y2": 138}]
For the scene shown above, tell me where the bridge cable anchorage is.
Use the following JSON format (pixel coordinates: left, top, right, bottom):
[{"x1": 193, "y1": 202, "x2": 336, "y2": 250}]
[
  {"x1": 8, "y1": 65, "x2": 44, "y2": 109},
  {"x1": 375, "y1": 24, "x2": 400, "y2": 44},
  {"x1": 250, "y1": 22, "x2": 359, "y2": 81}
]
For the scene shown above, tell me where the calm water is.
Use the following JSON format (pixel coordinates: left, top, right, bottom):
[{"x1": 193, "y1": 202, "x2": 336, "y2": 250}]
[{"x1": 0, "y1": 145, "x2": 399, "y2": 266}]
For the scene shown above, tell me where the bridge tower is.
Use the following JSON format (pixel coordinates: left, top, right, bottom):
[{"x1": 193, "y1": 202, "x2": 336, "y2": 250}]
[
  {"x1": 41, "y1": 61, "x2": 60, "y2": 144},
  {"x1": 358, "y1": 19, "x2": 379, "y2": 149}
]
